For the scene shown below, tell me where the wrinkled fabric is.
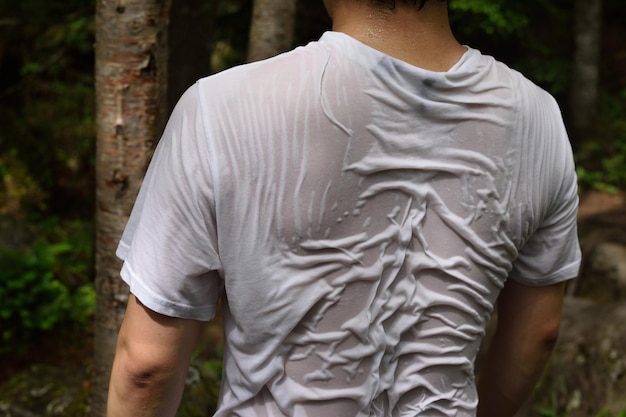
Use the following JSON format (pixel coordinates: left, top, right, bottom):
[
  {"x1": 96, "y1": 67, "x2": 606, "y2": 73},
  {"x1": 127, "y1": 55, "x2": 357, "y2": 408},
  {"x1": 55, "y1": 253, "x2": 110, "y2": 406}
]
[{"x1": 117, "y1": 31, "x2": 581, "y2": 416}]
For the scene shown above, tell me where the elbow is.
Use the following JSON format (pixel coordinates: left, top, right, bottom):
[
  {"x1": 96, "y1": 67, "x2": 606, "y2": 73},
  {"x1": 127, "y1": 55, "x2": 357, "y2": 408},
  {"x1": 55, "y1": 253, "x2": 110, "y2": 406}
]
[
  {"x1": 110, "y1": 344, "x2": 173, "y2": 399},
  {"x1": 537, "y1": 317, "x2": 561, "y2": 352},
  {"x1": 108, "y1": 346, "x2": 184, "y2": 417},
  {"x1": 108, "y1": 360, "x2": 169, "y2": 417},
  {"x1": 123, "y1": 365, "x2": 167, "y2": 391},
  {"x1": 546, "y1": 328, "x2": 560, "y2": 350},
  {"x1": 540, "y1": 330, "x2": 559, "y2": 354},
  {"x1": 115, "y1": 351, "x2": 172, "y2": 392}
]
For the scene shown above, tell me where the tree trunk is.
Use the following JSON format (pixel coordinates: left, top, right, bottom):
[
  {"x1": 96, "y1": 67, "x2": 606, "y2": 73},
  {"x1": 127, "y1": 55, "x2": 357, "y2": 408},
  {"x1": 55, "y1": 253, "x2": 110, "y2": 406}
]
[
  {"x1": 91, "y1": 1, "x2": 171, "y2": 416},
  {"x1": 570, "y1": 0, "x2": 602, "y2": 146},
  {"x1": 247, "y1": 0, "x2": 297, "y2": 62}
]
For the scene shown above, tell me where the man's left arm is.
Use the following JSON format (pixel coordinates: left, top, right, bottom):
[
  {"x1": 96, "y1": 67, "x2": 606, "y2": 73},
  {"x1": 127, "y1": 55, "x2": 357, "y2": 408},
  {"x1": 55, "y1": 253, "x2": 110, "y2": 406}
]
[{"x1": 107, "y1": 294, "x2": 203, "y2": 417}]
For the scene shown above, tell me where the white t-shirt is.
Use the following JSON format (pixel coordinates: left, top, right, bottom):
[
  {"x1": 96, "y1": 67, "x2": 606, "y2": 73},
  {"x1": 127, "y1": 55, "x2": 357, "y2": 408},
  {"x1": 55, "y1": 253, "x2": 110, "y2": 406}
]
[{"x1": 117, "y1": 31, "x2": 581, "y2": 417}]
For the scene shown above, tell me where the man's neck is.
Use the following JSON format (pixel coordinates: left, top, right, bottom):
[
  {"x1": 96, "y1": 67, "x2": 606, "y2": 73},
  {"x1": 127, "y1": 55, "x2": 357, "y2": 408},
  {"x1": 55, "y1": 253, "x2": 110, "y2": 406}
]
[{"x1": 328, "y1": 1, "x2": 465, "y2": 72}]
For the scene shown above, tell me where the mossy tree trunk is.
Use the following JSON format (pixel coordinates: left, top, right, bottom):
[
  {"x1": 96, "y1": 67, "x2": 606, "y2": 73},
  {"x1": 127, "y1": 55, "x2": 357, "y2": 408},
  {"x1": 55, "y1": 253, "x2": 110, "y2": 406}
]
[
  {"x1": 247, "y1": 0, "x2": 297, "y2": 62},
  {"x1": 92, "y1": 0, "x2": 171, "y2": 415}
]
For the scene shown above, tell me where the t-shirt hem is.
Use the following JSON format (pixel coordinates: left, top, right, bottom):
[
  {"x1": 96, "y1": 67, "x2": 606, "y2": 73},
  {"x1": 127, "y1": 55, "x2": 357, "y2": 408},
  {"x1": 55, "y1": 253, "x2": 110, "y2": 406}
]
[
  {"x1": 510, "y1": 258, "x2": 581, "y2": 287},
  {"x1": 120, "y1": 262, "x2": 217, "y2": 321}
]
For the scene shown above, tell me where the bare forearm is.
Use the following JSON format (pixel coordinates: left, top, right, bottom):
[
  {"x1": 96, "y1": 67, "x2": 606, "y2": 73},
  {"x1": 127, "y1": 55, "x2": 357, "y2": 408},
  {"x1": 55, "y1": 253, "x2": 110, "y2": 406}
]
[
  {"x1": 477, "y1": 328, "x2": 557, "y2": 417},
  {"x1": 477, "y1": 281, "x2": 565, "y2": 417},
  {"x1": 106, "y1": 295, "x2": 201, "y2": 417}
]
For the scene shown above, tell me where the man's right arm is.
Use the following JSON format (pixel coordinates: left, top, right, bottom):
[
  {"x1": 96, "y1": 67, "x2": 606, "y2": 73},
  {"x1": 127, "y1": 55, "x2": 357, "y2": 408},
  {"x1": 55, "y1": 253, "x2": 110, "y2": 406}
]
[
  {"x1": 477, "y1": 279, "x2": 566, "y2": 417},
  {"x1": 107, "y1": 295, "x2": 203, "y2": 417}
]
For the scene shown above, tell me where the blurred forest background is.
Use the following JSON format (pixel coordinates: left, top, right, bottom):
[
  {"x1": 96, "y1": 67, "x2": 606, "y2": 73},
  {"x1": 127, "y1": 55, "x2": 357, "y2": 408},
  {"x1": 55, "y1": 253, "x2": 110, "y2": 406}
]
[{"x1": 0, "y1": 0, "x2": 625, "y2": 416}]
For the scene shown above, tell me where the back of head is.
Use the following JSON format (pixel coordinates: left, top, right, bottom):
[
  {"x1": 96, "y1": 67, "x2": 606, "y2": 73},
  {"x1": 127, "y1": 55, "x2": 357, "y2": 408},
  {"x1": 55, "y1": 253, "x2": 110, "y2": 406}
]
[
  {"x1": 371, "y1": 0, "x2": 447, "y2": 10},
  {"x1": 324, "y1": 0, "x2": 448, "y2": 16}
]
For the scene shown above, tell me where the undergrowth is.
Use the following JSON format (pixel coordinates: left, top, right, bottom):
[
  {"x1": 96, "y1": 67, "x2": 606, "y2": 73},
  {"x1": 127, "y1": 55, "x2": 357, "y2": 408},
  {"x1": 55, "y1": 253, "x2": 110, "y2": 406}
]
[{"x1": 0, "y1": 218, "x2": 94, "y2": 355}]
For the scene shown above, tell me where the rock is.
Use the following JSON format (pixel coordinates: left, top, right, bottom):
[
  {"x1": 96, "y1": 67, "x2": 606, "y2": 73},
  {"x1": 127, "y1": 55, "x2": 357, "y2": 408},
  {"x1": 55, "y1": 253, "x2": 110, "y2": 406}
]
[
  {"x1": 523, "y1": 298, "x2": 626, "y2": 417},
  {"x1": 569, "y1": 207, "x2": 626, "y2": 303},
  {"x1": 0, "y1": 365, "x2": 89, "y2": 417},
  {"x1": 589, "y1": 243, "x2": 626, "y2": 288},
  {"x1": 572, "y1": 242, "x2": 626, "y2": 302}
]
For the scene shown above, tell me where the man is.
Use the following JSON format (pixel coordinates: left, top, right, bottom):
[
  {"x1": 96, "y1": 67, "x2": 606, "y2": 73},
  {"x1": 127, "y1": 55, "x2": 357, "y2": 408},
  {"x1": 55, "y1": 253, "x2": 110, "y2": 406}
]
[{"x1": 107, "y1": 0, "x2": 581, "y2": 416}]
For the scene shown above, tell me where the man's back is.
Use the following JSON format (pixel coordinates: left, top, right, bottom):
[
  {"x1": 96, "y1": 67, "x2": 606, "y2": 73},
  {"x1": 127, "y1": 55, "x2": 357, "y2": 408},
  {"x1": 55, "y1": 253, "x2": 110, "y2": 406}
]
[
  {"x1": 108, "y1": 2, "x2": 581, "y2": 416},
  {"x1": 117, "y1": 31, "x2": 579, "y2": 416}
]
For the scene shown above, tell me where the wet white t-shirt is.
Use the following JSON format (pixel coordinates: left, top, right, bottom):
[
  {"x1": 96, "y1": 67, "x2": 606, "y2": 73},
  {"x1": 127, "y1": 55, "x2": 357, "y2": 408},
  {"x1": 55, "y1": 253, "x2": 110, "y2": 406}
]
[{"x1": 117, "y1": 31, "x2": 581, "y2": 417}]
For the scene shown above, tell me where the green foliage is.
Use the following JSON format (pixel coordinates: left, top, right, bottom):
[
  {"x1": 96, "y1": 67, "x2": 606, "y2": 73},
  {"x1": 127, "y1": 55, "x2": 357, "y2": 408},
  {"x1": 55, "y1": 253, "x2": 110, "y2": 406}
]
[
  {"x1": 210, "y1": 1, "x2": 253, "y2": 72},
  {"x1": 512, "y1": 0, "x2": 574, "y2": 95},
  {"x1": 576, "y1": 90, "x2": 626, "y2": 193},
  {"x1": 0, "y1": 0, "x2": 95, "y2": 218},
  {"x1": 516, "y1": 53, "x2": 572, "y2": 95},
  {"x1": 178, "y1": 359, "x2": 223, "y2": 416},
  {"x1": 0, "y1": 152, "x2": 47, "y2": 215},
  {"x1": 0, "y1": 219, "x2": 94, "y2": 355},
  {"x1": 449, "y1": 0, "x2": 528, "y2": 37},
  {"x1": 590, "y1": 409, "x2": 626, "y2": 417}
]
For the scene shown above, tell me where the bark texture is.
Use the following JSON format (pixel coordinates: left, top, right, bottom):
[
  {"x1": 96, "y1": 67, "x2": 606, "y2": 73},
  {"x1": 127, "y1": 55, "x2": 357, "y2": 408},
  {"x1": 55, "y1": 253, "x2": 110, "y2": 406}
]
[
  {"x1": 247, "y1": 0, "x2": 297, "y2": 62},
  {"x1": 570, "y1": 0, "x2": 603, "y2": 144},
  {"x1": 92, "y1": 0, "x2": 171, "y2": 415}
]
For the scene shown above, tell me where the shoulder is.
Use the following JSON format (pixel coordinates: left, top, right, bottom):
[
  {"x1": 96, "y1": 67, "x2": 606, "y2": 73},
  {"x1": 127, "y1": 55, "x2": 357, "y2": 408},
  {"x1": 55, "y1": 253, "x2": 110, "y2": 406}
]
[
  {"x1": 488, "y1": 54, "x2": 558, "y2": 113},
  {"x1": 472, "y1": 51, "x2": 566, "y2": 140},
  {"x1": 196, "y1": 39, "x2": 329, "y2": 99}
]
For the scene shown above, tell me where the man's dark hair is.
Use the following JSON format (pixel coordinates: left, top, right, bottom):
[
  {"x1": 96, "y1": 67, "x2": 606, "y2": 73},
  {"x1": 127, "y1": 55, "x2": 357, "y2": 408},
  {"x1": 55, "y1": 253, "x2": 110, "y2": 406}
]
[{"x1": 383, "y1": 0, "x2": 447, "y2": 10}]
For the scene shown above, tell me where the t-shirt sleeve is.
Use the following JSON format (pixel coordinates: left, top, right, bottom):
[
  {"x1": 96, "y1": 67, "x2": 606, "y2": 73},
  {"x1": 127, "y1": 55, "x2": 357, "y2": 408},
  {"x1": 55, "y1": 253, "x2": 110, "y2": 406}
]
[
  {"x1": 509, "y1": 92, "x2": 582, "y2": 286},
  {"x1": 116, "y1": 82, "x2": 223, "y2": 320}
]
